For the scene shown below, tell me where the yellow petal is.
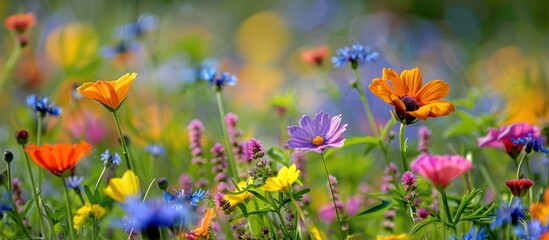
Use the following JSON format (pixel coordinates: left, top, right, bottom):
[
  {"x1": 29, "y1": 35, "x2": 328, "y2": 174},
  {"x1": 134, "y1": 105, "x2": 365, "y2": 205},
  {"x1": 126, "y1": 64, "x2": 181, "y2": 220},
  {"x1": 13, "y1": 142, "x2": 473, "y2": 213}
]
[
  {"x1": 114, "y1": 73, "x2": 137, "y2": 104},
  {"x1": 400, "y1": 67, "x2": 422, "y2": 96},
  {"x1": 415, "y1": 80, "x2": 450, "y2": 104}
]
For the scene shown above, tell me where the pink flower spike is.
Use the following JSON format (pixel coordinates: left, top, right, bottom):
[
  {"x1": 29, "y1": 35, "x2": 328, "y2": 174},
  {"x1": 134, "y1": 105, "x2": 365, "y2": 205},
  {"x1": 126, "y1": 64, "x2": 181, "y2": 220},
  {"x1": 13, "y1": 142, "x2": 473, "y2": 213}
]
[{"x1": 410, "y1": 154, "x2": 473, "y2": 189}]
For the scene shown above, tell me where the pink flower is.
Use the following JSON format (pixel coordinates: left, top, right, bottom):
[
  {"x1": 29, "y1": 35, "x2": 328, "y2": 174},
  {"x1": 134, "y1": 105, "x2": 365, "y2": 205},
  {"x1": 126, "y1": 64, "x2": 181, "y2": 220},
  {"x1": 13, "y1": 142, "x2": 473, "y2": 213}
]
[
  {"x1": 478, "y1": 123, "x2": 540, "y2": 159},
  {"x1": 410, "y1": 154, "x2": 473, "y2": 189}
]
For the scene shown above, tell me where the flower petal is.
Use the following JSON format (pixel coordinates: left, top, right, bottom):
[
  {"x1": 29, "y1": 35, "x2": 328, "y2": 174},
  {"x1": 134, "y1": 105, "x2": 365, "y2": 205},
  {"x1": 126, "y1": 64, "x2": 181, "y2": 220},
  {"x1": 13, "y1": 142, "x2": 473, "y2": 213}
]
[
  {"x1": 415, "y1": 80, "x2": 450, "y2": 104},
  {"x1": 368, "y1": 78, "x2": 396, "y2": 104},
  {"x1": 400, "y1": 67, "x2": 422, "y2": 96}
]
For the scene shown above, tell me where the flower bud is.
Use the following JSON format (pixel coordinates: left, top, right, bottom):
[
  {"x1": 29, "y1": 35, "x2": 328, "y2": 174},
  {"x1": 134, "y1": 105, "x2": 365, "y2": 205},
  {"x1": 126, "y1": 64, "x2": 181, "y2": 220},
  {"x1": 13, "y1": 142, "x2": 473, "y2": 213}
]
[
  {"x1": 15, "y1": 130, "x2": 28, "y2": 145},
  {"x1": 3, "y1": 151, "x2": 13, "y2": 163},
  {"x1": 157, "y1": 177, "x2": 169, "y2": 191}
]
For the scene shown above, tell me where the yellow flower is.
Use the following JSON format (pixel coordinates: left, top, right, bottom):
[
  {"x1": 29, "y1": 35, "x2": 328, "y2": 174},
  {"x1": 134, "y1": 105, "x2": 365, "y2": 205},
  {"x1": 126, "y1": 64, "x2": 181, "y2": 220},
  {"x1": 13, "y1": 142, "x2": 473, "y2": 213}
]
[
  {"x1": 262, "y1": 164, "x2": 300, "y2": 192},
  {"x1": 376, "y1": 234, "x2": 409, "y2": 240},
  {"x1": 369, "y1": 67, "x2": 454, "y2": 124},
  {"x1": 224, "y1": 180, "x2": 251, "y2": 206},
  {"x1": 310, "y1": 225, "x2": 327, "y2": 240},
  {"x1": 77, "y1": 73, "x2": 137, "y2": 111},
  {"x1": 104, "y1": 170, "x2": 140, "y2": 203},
  {"x1": 531, "y1": 188, "x2": 549, "y2": 225},
  {"x1": 73, "y1": 203, "x2": 106, "y2": 229}
]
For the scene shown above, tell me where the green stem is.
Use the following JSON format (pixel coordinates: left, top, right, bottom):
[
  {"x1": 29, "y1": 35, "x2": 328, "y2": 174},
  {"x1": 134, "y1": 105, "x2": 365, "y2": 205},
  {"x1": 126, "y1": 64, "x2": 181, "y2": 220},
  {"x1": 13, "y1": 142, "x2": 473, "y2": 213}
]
[
  {"x1": 0, "y1": 40, "x2": 22, "y2": 89},
  {"x1": 320, "y1": 154, "x2": 345, "y2": 239},
  {"x1": 112, "y1": 111, "x2": 133, "y2": 170},
  {"x1": 94, "y1": 166, "x2": 108, "y2": 192},
  {"x1": 6, "y1": 161, "x2": 31, "y2": 238},
  {"x1": 399, "y1": 123, "x2": 409, "y2": 171},
  {"x1": 352, "y1": 68, "x2": 379, "y2": 137},
  {"x1": 21, "y1": 146, "x2": 46, "y2": 237},
  {"x1": 93, "y1": 217, "x2": 98, "y2": 240},
  {"x1": 267, "y1": 192, "x2": 291, "y2": 238},
  {"x1": 516, "y1": 152, "x2": 528, "y2": 179},
  {"x1": 62, "y1": 177, "x2": 76, "y2": 239},
  {"x1": 215, "y1": 91, "x2": 238, "y2": 179},
  {"x1": 440, "y1": 189, "x2": 455, "y2": 231}
]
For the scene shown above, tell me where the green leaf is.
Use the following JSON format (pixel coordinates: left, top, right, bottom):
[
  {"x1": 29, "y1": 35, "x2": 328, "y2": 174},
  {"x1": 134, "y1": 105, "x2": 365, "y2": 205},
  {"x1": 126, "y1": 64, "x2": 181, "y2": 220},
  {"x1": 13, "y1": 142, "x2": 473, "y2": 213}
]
[
  {"x1": 98, "y1": 195, "x2": 115, "y2": 207},
  {"x1": 351, "y1": 200, "x2": 392, "y2": 219},
  {"x1": 248, "y1": 190, "x2": 270, "y2": 204},
  {"x1": 411, "y1": 218, "x2": 440, "y2": 234},
  {"x1": 443, "y1": 110, "x2": 479, "y2": 138},
  {"x1": 84, "y1": 186, "x2": 96, "y2": 204},
  {"x1": 324, "y1": 135, "x2": 380, "y2": 158},
  {"x1": 21, "y1": 198, "x2": 35, "y2": 218},
  {"x1": 292, "y1": 188, "x2": 310, "y2": 199},
  {"x1": 266, "y1": 147, "x2": 288, "y2": 166},
  {"x1": 236, "y1": 202, "x2": 248, "y2": 217}
]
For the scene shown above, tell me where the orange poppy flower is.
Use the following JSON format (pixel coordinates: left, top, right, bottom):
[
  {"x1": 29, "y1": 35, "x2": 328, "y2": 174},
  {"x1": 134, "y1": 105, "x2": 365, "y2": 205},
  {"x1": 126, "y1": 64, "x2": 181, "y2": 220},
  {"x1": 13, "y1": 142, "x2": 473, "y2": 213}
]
[
  {"x1": 188, "y1": 209, "x2": 215, "y2": 237},
  {"x1": 4, "y1": 13, "x2": 36, "y2": 33},
  {"x1": 300, "y1": 45, "x2": 329, "y2": 66},
  {"x1": 25, "y1": 141, "x2": 92, "y2": 176},
  {"x1": 77, "y1": 73, "x2": 137, "y2": 111},
  {"x1": 531, "y1": 188, "x2": 549, "y2": 225},
  {"x1": 369, "y1": 67, "x2": 455, "y2": 124}
]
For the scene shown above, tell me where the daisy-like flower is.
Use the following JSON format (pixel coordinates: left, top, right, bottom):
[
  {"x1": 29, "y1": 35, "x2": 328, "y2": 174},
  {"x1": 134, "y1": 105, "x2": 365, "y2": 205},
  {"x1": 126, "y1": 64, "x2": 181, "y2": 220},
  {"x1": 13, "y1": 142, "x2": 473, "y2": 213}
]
[
  {"x1": 25, "y1": 141, "x2": 92, "y2": 176},
  {"x1": 261, "y1": 164, "x2": 300, "y2": 192},
  {"x1": 332, "y1": 44, "x2": 379, "y2": 68},
  {"x1": 369, "y1": 67, "x2": 455, "y2": 124},
  {"x1": 506, "y1": 178, "x2": 534, "y2": 197},
  {"x1": 104, "y1": 170, "x2": 140, "y2": 203},
  {"x1": 286, "y1": 111, "x2": 347, "y2": 153},
  {"x1": 77, "y1": 73, "x2": 137, "y2": 111},
  {"x1": 26, "y1": 95, "x2": 62, "y2": 117},
  {"x1": 410, "y1": 154, "x2": 473, "y2": 189},
  {"x1": 199, "y1": 67, "x2": 237, "y2": 91},
  {"x1": 4, "y1": 13, "x2": 36, "y2": 33}
]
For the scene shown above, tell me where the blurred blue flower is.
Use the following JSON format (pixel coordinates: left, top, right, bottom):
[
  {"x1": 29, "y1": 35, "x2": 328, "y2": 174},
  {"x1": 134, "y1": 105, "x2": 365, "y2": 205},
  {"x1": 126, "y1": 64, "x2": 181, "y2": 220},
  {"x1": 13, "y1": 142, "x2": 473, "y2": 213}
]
[
  {"x1": 116, "y1": 14, "x2": 158, "y2": 40},
  {"x1": 199, "y1": 67, "x2": 237, "y2": 91},
  {"x1": 491, "y1": 198, "x2": 526, "y2": 230},
  {"x1": 146, "y1": 144, "x2": 166, "y2": 157},
  {"x1": 26, "y1": 95, "x2": 62, "y2": 116},
  {"x1": 332, "y1": 44, "x2": 379, "y2": 68},
  {"x1": 100, "y1": 41, "x2": 140, "y2": 59},
  {"x1": 186, "y1": 189, "x2": 206, "y2": 207},
  {"x1": 462, "y1": 227, "x2": 488, "y2": 240},
  {"x1": 100, "y1": 149, "x2": 122, "y2": 166},
  {"x1": 122, "y1": 198, "x2": 187, "y2": 231},
  {"x1": 515, "y1": 219, "x2": 549, "y2": 240},
  {"x1": 0, "y1": 192, "x2": 12, "y2": 217},
  {"x1": 163, "y1": 188, "x2": 207, "y2": 208},
  {"x1": 65, "y1": 176, "x2": 84, "y2": 190}
]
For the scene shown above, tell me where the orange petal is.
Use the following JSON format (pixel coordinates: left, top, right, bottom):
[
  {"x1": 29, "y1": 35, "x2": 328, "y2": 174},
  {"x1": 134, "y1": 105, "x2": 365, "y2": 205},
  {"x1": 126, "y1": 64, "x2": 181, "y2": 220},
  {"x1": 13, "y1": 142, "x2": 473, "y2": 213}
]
[
  {"x1": 408, "y1": 100, "x2": 454, "y2": 120},
  {"x1": 390, "y1": 95, "x2": 405, "y2": 111},
  {"x1": 543, "y1": 188, "x2": 549, "y2": 203},
  {"x1": 415, "y1": 80, "x2": 450, "y2": 104},
  {"x1": 382, "y1": 68, "x2": 407, "y2": 97},
  {"x1": 400, "y1": 67, "x2": 422, "y2": 96},
  {"x1": 407, "y1": 105, "x2": 431, "y2": 120},
  {"x1": 368, "y1": 78, "x2": 396, "y2": 104},
  {"x1": 114, "y1": 73, "x2": 137, "y2": 106}
]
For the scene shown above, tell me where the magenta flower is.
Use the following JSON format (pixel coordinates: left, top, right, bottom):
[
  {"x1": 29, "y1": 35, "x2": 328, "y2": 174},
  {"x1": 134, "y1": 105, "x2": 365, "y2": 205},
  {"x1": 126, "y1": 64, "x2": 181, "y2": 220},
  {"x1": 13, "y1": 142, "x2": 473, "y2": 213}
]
[
  {"x1": 478, "y1": 123, "x2": 540, "y2": 159},
  {"x1": 286, "y1": 111, "x2": 347, "y2": 153},
  {"x1": 410, "y1": 154, "x2": 473, "y2": 189}
]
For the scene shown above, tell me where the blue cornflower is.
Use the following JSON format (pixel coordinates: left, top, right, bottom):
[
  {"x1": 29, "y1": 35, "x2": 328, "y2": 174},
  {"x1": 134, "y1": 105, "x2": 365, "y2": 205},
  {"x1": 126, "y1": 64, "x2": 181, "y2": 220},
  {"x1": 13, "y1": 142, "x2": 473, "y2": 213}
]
[
  {"x1": 26, "y1": 95, "x2": 62, "y2": 116},
  {"x1": 65, "y1": 176, "x2": 84, "y2": 190},
  {"x1": 116, "y1": 14, "x2": 158, "y2": 40},
  {"x1": 121, "y1": 198, "x2": 188, "y2": 234},
  {"x1": 100, "y1": 150, "x2": 122, "y2": 166},
  {"x1": 461, "y1": 227, "x2": 489, "y2": 240},
  {"x1": 199, "y1": 67, "x2": 237, "y2": 91},
  {"x1": 512, "y1": 133, "x2": 549, "y2": 154},
  {"x1": 491, "y1": 198, "x2": 526, "y2": 230},
  {"x1": 332, "y1": 44, "x2": 379, "y2": 68},
  {"x1": 515, "y1": 219, "x2": 549, "y2": 240},
  {"x1": 145, "y1": 144, "x2": 166, "y2": 157},
  {"x1": 0, "y1": 193, "x2": 12, "y2": 217},
  {"x1": 186, "y1": 189, "x2": 207, "y2": 207}
]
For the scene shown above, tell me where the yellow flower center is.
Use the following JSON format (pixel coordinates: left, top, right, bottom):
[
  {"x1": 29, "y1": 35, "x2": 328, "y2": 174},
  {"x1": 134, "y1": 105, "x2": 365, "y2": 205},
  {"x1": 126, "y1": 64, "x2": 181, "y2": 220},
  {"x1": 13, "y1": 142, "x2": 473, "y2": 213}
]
[{"x1": 312, "y1": 136, "x2": 324, "y2": 146}]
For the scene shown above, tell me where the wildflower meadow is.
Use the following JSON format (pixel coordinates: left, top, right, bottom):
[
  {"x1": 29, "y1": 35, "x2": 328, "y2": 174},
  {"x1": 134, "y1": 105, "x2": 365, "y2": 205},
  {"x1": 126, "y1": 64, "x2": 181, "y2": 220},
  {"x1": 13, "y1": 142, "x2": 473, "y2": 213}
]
[{"x1": 1, "y1": 1, "x2": 549, "y2": 239}]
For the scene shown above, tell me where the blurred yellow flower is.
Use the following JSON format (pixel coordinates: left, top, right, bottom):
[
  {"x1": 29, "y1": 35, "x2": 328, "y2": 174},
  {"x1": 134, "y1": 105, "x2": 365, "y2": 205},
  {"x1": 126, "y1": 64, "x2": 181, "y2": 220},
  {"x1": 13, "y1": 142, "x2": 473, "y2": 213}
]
[
  {"x1": 77, "y1": 73, "x2": 137, "y2": 111},
  {"x1": 310, "y1": 225, "x2": 327, "y2": 240},
  {"x1": 46, "y1": 23, "x2": 99, "y2": 69},
  {"x1": 224, "y1": 180, "x2": 251, "y2": 206},
  {"x1": 262, "y1": 164, "x2": 300, "y2": 192},
  {"x1": 376, "y1": 234, "x2": 409, "y2": 240},
  {"x1": 104, "y1": 170, "x2": 140, "y2": 203},
  {"x1": 73, "y1": 203, "x2": 106, "y2": 229}
]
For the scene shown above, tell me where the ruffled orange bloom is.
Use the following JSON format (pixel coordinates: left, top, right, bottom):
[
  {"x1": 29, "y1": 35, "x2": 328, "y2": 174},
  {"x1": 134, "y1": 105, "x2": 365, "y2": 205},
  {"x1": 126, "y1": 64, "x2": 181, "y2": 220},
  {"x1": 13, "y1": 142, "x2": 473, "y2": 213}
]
[
  {"x1": 4, "y1": 13, "x2": 36, "y2": 33},
  {"x1": 531, "y1": 188, "x2": 549, "y2": 225},
  {"x1": 187, "y1": 209, "x2": 215, "y2": 238},
  {"x1": 369, "y1": 67, "x2": 455, "y2": 124},
  {"x1": 25, "y1": 141, "x2": 92, "y2": 176},
  {"x1": 77, "y1": 73, "x2": 137, "y2": 111},
  {"x1": 300, "y1": 45, "x2": 329, "y2": 66}
]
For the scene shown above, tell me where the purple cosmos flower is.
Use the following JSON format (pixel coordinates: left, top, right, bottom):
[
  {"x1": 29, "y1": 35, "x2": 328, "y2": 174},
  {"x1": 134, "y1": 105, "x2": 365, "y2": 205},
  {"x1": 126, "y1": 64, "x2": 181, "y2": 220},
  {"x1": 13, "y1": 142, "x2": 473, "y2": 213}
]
[{"x1": 286, "y1": 111, "x2": 347, "y2": 153}]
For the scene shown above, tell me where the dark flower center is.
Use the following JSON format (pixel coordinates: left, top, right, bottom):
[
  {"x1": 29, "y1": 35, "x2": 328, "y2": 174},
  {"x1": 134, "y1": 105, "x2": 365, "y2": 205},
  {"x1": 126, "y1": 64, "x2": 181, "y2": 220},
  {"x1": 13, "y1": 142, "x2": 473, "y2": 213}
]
[
  {"x1": 401, "y1": 96, "x2": 420, "y2": 112},
  {"x1": 312, "y1": 136, "x2": 324, "y2": 146}
]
